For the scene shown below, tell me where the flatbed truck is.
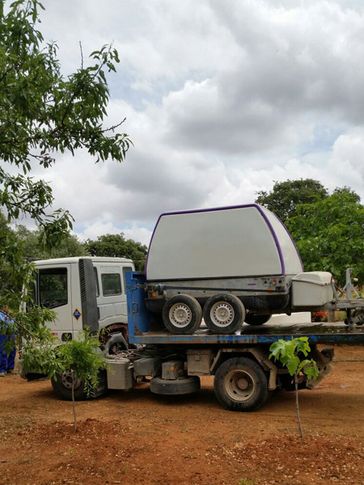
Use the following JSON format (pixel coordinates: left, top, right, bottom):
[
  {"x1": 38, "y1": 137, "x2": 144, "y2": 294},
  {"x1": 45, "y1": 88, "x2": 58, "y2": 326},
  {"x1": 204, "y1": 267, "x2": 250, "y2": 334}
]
[{"x1": 51, "y1": 272, "x2": 364, "y2": 411}]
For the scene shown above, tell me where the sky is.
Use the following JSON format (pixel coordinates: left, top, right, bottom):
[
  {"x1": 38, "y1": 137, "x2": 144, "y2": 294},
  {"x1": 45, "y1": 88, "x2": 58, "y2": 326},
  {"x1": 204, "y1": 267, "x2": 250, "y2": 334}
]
[{"x1": 28, "y1": 0, "x2": 364, "y2": 246}]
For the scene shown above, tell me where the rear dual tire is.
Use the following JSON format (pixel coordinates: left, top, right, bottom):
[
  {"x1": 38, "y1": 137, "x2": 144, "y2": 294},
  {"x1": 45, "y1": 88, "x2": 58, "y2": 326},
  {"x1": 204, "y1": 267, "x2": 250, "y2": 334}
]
[{"x1": 214, "y1": 357, "x2": 268, "y2": 411}]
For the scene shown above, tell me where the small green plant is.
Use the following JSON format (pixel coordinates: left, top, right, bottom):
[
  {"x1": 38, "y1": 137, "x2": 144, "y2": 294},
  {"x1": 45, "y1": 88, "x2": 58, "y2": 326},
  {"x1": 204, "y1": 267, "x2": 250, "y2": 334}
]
[
  {"x1": 22, "y1": 330, "x2": 105, "y2": 432},
  {"x1": 269, "y1": 337, "x2": 319, "y2": 439}
]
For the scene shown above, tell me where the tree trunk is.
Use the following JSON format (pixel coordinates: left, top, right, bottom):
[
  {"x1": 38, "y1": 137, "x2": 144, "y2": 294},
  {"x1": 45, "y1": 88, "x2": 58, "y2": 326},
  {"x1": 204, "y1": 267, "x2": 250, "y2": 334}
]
[
  {"x1": 295, "y1": 375, "x2": 304, "y2": 439},
  {"x1": 71, "y1": 370, "x2": 77, "y2": 433}
]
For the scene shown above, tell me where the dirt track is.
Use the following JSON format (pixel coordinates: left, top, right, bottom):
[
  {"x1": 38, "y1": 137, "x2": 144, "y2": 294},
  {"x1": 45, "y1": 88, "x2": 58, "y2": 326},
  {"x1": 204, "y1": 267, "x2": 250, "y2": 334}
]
[{"x1": 0, "y1": 345, "x2": 364, "y2": 484}]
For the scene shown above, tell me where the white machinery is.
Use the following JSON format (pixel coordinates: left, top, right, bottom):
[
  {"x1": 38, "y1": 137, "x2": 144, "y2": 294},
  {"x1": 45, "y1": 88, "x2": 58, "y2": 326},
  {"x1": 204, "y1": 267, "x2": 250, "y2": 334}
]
[{"x1": 145, "y1": 204, "x2": 335, "y2": 334}]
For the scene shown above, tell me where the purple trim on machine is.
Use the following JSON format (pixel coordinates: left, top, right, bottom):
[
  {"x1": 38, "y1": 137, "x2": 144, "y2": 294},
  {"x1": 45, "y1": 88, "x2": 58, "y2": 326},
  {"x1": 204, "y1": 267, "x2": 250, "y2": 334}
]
[
  {"x1": 261, "y1": 207, "x2": 304, "y2": 272},
  {"x1": 280, "y1": 218, "x2": 304, "y2": 271},
  {"x1": 145, "y1": 203, "x2": 290, "y2": 279},
  {"x1": 255, "y1": 205, "x2": 285, "y2": 274}
]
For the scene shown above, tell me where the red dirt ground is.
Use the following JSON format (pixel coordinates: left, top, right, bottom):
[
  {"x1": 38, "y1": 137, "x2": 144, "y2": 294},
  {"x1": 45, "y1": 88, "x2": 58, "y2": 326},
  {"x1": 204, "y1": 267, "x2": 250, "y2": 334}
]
[{"x1": 0, "y1": 345, "x2": 364, "y2": 485}]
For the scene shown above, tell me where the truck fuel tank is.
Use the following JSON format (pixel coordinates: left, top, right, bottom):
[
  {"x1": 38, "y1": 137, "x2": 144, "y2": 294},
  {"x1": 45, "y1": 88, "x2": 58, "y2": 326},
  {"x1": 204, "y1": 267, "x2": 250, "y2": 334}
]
[{"x1": 105, "y1": 357, "x2": 133, "y2": 390}]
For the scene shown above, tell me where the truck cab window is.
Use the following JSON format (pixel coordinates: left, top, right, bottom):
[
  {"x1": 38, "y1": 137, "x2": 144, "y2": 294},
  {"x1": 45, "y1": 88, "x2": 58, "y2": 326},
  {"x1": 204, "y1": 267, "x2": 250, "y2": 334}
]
[
  {"x1": 101, "y1": 273, "x2": 122, "y2": 296},
  {"x1": 39, "y1": 268, "x2": 68, "y2": 309}
]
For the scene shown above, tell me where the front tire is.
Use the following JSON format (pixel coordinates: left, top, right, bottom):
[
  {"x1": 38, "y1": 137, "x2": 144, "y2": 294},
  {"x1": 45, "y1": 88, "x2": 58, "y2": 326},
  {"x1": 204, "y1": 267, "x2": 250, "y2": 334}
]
[
  {"x1": 51, "y1": 370, "x2": 107, "y2": 401},
  {"x1": 214, "y1": 357, "x2": 268, "y2": 411},
  {"x1": 162, "y1": 294, "x2": 202, "y2": 334},
  {"x1": 204, "y1": 294, "x2": 245, "y2": 334}
]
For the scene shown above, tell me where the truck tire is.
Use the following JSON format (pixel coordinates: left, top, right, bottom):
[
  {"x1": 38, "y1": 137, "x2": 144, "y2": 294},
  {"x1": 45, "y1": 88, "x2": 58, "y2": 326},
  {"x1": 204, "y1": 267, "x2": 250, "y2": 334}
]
[
  {"x1": 352, "y1": 309, "x2": 364, "y2": 326},
  {"x1": 51, "y1": 370, "x2": 107, "y2": 401},
  {"x1": 214, "y1": 357, "x2": 268, "y2": 411},
  {"x1": 162, "y1": 295, "x2": 202, "y2": 334},
  {"x1": 203, "y1": 294, "x2": 245, "y2": 334},
  {"x1": 150, "y1": 376, "x2": 200, "y2": 395},
  {"x1": 244, "y1": 313, "x2": 271, "y2": 326}
]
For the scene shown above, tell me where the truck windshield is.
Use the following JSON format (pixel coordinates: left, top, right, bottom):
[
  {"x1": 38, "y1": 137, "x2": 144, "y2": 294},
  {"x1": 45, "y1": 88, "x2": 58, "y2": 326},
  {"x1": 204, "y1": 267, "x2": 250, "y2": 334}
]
[{"x1": 39, "y1": 268, "x2": 68, "y2": 308}]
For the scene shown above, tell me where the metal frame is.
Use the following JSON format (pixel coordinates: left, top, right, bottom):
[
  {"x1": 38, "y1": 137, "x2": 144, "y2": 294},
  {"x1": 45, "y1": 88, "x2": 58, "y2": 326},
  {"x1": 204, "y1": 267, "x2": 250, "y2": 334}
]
[{"x1": 126, "y1": 272, "x2": 364, "y2": 346}]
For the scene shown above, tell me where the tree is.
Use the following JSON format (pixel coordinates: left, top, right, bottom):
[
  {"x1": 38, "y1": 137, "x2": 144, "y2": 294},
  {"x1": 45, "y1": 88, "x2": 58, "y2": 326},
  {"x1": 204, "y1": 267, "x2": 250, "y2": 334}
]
[
  {"x1": 287, "y1": 188, "x2": 364, "y2": 285},
  {"x1": 0, "y1": 0, "x2": 130, "y2": 400},
  {"x1": 15, "y1": 225, "x2": 88, "y2": 261},
  {"x1": 85, "y1": 233, "x2": 148, "y2": 271},
  {"x1": 0, "y1": 0, "x2": 131, "y2": 308},
  {"x1": 0, "y1": 0, "x2": 130, "y2": 243},
  {"x1": 0, "y1": 212, "x2": 34, "y2": 311},
  {"x1": 269, "y1": 337, "x2": 319, "y2": 439},
  {"x1": 0, "y1": 212, "x2": 16, "y2": 297},
  {"x1": 256, "y1": 179, "x2": 328, "y2": 223}
]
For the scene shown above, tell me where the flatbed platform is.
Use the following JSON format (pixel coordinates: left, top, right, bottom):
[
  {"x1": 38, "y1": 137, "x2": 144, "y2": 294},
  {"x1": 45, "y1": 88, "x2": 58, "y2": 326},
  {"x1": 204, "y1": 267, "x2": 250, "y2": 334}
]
[
  {"x1": 129, "y1": 322, "x2": 364, "y2": 346},
  {"x1": 126, "y1": 272, "x2": 364, "y2": 347}
]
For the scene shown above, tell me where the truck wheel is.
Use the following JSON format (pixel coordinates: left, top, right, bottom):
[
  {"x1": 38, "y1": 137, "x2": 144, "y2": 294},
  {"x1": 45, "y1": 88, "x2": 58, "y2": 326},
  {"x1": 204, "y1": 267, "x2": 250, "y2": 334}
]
[
  {"x1": 51, "y1": 370, "x2": 107, "y2": 401},
  {"x1": 214, "y1": 357, "x2": 268, "y2": 411},
  {"x1": 51, "y1": 372, "x2": 87, "y2": 401},
  {"x1": 244, "y1": 313, "x2": 271, "y2": 326},
  {"x1": 203, "y1": 294, "x2": 245, "y2": 334},
  {"x1": 352, "y1": 309, "x2": 364, "y2": 326},
  {"x1": 162, "y1": 295, "x2": 202, "y2": 334},
  {"x1": 150, "y1": 376, "x2": 200, "y2": 395}
]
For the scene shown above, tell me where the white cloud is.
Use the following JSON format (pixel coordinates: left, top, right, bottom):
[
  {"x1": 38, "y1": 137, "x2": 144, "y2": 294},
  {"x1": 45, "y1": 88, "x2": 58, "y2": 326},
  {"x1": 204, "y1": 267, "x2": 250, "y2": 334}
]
[
  {"x1": 77, "y1": 220, "x2": 121, "y2": 242},
  {"x1": 11, "y1": 0, "x2": 364, "y2": 245},
  {"x1": 123, "y1": 226, "x2": 152, "y2": 247}
]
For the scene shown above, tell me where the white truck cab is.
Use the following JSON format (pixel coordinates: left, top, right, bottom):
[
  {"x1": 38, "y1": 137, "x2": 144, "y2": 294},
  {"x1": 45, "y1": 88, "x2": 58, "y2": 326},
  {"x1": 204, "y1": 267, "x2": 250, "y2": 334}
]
[{"x1": 33, "y1": 257, "x2": 134, "y2": 341}]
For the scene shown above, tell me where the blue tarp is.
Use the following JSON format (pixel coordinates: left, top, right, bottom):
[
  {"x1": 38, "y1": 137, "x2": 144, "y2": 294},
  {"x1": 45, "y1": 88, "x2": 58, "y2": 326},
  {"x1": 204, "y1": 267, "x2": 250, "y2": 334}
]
[{"x1": 0, "y1": 310, "x2": 16, "y2": 373}]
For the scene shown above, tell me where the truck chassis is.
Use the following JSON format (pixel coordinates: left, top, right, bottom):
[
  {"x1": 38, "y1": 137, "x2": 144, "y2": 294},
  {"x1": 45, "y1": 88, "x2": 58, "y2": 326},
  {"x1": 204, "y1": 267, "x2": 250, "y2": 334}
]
[{"x1": 50, "y1": 272, "x2": 364, "y2": 412}]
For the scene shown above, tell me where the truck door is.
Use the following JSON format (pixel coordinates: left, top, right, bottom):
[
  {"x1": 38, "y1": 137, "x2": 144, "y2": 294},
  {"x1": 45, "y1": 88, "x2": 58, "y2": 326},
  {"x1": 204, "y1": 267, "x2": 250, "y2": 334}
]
[
  {"x1": 37, "y1": 264, "x2": 75, "y2": 338},
  {"x1": 98, "y1": 265, "x2": 124, "y2": 327},
  {"x1": 96, "y1": 264, "x2": 133, "y2": 328}
]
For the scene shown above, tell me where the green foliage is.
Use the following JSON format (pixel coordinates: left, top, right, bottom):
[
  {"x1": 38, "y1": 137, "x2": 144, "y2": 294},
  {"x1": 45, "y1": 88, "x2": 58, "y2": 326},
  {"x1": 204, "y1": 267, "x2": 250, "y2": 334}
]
[
  {"x1": 85, "y1": 233, "x2": 148, "y2": 271},
  {"x1": 21, "y1": 329, "x2": 62, "y2": 376},
  {"x1": 0, "y1": 0, "x2": 131, "y2": 343},
  {"x1": 269, "y1": 337, "x2": 319, "y2": 380},
  {"x1": 0, "y1": 212, "x2": 87, "y2": 317},
  {"x1": 270, "y1": 337, "x2": 319, "y2": 438},
  {"x1": 287, "y1": 188, "x2": 364, "y2": 285},
  {"x1": 0, "y1": 212, "x2": 19, "y2": 299},
  {"x1": 0, "y1": 0, "x2": 130, "y2": 243},
  {"x1": 13, "y1": 305, "x2": 55, "y2": 339},
  {"x1": 55, "y1": 332, "x2": 105, "y2": 393},
  {"x1": 15, "y1": 224, "x2": 88, "y2": 260},
  {"x1": 0, "y1": 220, "x2": 36, "y2": 312},
  {"x1": 256, "y1": 179, "x2": 328, "y2": 223},
  {"x1": 22, "y1": 330, "x2": 105, "y2": 393},
  {"x1": 256, "y1": 179, "x2": 364, "y2": 286},
  {"x1": 0, "y1": 1, "x2": 126, "y2": 413}
]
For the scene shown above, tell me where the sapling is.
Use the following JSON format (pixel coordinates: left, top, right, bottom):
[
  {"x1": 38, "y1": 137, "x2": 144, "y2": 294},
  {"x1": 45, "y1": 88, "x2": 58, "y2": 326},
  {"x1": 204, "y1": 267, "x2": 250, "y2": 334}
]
[
  {"x1": 269, "y1": 337, "x2": 319, "y2": 439},
  {"x1": 22, "y1": 330, "x2": 106, "y2": 432}
]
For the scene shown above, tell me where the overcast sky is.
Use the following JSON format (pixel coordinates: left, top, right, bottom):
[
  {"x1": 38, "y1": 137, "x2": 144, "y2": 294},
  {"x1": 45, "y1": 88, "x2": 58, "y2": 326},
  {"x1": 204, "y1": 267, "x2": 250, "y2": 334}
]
[{"x1": 30, "y1": 0, "x2": 364, "y2": 245}]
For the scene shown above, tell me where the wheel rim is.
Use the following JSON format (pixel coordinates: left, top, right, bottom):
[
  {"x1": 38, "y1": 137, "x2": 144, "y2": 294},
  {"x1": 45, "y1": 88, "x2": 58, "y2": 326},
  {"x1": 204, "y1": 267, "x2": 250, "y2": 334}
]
[
  {"x1": 61, "y1": 371, "x2": 82, "y2": 390},
  {"x1": 210, "y1": 301, "x2": 235, "y2": 327},
  {"x1": 169, "y1": 303, "x2": 193, "y2": 328},
  {"x1": 224, "y1": 369, "x2": 255, "y2": 402}
]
